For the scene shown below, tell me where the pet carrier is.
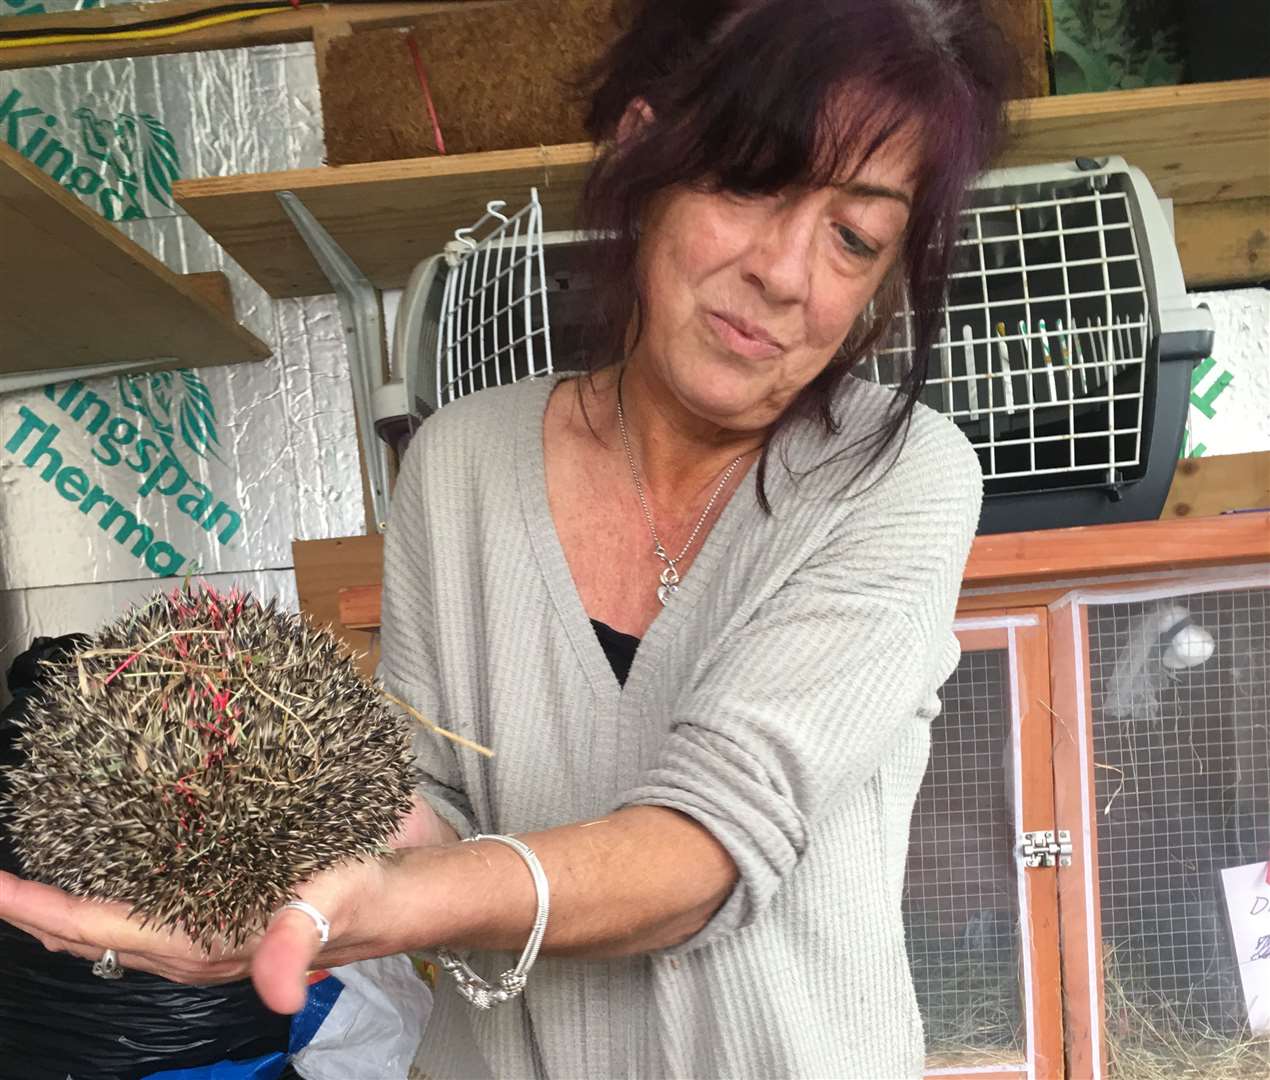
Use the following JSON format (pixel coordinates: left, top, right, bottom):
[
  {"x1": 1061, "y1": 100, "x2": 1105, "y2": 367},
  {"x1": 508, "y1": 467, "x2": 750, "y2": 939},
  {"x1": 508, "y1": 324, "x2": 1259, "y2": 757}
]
[{"x1": 871, "y1": 156, "x2": 1214, "y2": 533}]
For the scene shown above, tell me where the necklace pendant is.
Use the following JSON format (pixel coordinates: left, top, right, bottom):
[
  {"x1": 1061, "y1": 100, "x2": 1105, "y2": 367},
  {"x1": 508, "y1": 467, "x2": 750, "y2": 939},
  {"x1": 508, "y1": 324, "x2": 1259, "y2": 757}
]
[
  {"x1": 656, "y1": 562, "x2": 681, "y2": 606},
  {"x1": 619, "y1": 373, "x2": 745, "y2": 614}
]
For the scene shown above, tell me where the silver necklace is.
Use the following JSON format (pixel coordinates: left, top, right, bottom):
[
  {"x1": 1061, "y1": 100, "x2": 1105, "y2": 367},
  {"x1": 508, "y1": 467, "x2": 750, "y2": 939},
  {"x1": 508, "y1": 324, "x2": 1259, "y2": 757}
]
[{"x1": 616, "y1": 376, "x2": 744, "y2": 606}]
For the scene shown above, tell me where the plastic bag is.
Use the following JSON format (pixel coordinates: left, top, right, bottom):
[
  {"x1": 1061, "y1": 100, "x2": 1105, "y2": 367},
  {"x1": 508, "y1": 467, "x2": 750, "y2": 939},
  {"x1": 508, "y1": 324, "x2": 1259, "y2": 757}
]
[
  {"x1": 289, "y1": 958, "x2": 432, "y2": 1080},
  {"x1": 143, "y1": 1059, "x2": 295, "y2": 1080}
]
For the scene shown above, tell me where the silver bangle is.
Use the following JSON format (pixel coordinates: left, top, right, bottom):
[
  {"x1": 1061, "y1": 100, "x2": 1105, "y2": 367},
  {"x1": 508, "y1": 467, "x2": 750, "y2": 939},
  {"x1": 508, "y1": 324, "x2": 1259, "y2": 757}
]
[{"x1": 436, "y1": 833, "x2": 550, "y2": 1009}]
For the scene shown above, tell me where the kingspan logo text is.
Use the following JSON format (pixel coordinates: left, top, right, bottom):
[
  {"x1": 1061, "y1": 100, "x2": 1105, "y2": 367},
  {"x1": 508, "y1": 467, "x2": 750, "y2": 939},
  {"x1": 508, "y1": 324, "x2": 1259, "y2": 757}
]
[
  {"x1": 3, "y1": 376, "x2": 243, "y2": 577},
  {"x1": 0, "y1": 86, "x2": 180, "y2": 222}
]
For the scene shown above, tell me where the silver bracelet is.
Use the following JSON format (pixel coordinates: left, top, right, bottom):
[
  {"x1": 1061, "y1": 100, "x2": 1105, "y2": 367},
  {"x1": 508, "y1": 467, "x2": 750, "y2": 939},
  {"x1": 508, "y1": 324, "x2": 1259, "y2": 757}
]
[{"x1": 436, "y1": 834, "x2": 550, "y2": 1009}]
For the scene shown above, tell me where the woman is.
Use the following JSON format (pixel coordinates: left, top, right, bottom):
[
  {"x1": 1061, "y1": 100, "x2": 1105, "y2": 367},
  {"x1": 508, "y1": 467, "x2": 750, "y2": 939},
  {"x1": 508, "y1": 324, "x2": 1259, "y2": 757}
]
[{"x1": 0, "y1": 2, "x2": 1011, "y2": 1076}]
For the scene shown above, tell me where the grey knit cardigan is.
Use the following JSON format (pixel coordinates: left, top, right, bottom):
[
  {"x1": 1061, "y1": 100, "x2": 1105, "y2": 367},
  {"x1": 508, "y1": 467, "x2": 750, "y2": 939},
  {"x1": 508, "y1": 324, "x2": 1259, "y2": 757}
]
[{"x1": 379, "y1": 374, "x2": 982, "y2": 1080}]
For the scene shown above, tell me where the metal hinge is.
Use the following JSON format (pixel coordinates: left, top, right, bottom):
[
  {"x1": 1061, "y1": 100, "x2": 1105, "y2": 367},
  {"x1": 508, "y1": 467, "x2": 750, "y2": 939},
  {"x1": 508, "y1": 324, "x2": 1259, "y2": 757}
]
[{"x1": 1020, "y1": 830, "x2": 1073, "y2": 868}]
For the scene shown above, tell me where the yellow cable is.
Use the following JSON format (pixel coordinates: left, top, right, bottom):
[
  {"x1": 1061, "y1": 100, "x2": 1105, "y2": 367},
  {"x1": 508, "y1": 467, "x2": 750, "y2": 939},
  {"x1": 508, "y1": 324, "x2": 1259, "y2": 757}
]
[{"x1": 0, "y1": 6, "x2": 291, "y2": 50}]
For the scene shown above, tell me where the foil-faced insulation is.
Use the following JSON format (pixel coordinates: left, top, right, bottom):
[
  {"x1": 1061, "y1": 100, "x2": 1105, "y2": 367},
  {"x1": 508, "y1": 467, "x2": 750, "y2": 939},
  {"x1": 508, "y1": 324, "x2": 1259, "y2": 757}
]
[{"x1": 1, "y1": 44, "x2": 365, "y2": 696}]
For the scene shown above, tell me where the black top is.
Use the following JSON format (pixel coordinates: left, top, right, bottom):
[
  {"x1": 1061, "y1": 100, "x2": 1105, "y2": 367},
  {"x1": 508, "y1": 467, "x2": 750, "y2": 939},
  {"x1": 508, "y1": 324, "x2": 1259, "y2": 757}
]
[{"x1": 590, "y1": 619, "x2": 642, "y2": 687}]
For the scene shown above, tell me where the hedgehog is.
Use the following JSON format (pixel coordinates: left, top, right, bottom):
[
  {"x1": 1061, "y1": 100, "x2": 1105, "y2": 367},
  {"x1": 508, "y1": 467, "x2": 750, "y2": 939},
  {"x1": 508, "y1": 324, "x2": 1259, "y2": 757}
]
[{"x1": 1, "y1": 585, "x2": 421, "y2": 951}]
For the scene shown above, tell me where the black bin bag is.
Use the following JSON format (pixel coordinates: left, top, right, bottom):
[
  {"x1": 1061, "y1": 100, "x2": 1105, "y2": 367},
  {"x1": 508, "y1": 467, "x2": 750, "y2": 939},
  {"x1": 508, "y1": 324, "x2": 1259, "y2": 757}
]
[{"x1": 0, "y1": 636, "x2": 295, "y2": 1080}]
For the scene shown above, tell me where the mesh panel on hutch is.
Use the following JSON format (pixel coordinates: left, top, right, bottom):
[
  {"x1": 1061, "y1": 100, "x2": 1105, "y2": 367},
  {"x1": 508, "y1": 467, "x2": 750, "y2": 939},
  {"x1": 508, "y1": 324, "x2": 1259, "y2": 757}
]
[
  {"x1": 903, "y1": 647, "x2": 1026, "y2": 1067},
  {"x1": 1086, "y1": 585, "x2": 1270, "y2": 1072}
]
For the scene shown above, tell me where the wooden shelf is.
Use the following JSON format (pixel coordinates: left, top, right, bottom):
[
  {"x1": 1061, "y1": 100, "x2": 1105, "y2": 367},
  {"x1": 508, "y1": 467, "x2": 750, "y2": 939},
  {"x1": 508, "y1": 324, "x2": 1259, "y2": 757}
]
[
  {"x1": 177, "y1": 143, "x2": 596, "y2": 299},
  {"x1": 0, "y1": 0, "x2": 502, "y2": 72},
  {"x1": 1, "y1": 141, "x2": 269, "y2": 377},
  {"x1": 175, "y1": 79, "x2": 1270, "y2": 299}
]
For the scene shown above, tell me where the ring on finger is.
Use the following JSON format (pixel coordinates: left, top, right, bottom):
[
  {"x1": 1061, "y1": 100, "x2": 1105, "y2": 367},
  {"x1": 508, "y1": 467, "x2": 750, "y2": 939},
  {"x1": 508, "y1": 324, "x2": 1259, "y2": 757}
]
[
  {"x1": 91, "y1": 948, "x2": 125, "y2": 980},
  {"x1": 281, "y1": 900, "x2": 331, "y2": 945}
]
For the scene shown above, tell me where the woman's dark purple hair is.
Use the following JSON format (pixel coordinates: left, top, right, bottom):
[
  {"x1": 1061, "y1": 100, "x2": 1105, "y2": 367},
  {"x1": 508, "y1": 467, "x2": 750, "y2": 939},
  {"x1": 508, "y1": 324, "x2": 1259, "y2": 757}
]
[{"x1": 582, "y1": 0, "x2": 1014, "y2": 507}]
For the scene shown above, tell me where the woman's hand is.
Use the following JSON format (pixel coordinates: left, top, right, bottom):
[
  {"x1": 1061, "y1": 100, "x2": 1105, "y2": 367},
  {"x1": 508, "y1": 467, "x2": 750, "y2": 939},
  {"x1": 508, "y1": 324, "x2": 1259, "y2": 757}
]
[
  {"x1": 0, "y1": 852, "x2": 400, "y2": 1013},
  {"x1": 0, "y1": 795, "x2": 453, "y2": 1014},
  {"x1": 0, "y1": 869, "x2": 258, "y2": 986},
  {"x1": 1, "y1": 803, "x2": 737, "y2": 1016}
]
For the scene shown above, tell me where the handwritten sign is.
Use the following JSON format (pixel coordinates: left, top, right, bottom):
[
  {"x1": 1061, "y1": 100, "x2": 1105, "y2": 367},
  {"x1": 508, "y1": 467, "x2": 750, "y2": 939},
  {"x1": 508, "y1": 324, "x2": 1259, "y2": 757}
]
[{"x1": 1220, "y1": 861, "x2": 1270, "y2": 1035}]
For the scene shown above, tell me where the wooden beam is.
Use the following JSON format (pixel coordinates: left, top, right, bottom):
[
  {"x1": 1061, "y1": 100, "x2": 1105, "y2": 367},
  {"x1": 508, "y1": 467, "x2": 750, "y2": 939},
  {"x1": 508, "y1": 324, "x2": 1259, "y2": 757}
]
[
  {"x1": 1174, "y1": 196, "x2": 1270, "y2": 288},
  {"x1": 1163, "y1": 451, "x2": 1270, "y2": 519},
  {"x1": 293, "y1": 534, "x2": 385, "y2": 679},
  {"x1": 1009, "y1": 614, "x2": 1065, "y2": 1080},
  {"x1": 181, "y1": 271, "x2": 237, "y2": 320},
  {"x1": 176, "y1": 80, "x2": 1270, "y2": 299},
  {"x1": 965, "y1": 513, "x2": 1269, "y2": 588},
  {"x1": 1005, "y1": 79, "x2": 1270, "y2": 205},
  {"x1": 0, "y1": 0, "x2": 503, "y2": 72},
  {"x1": 0, "y1": 141, "x2": 269, "y2": 376},
  {"x1": 331, "y1": 514, "x2": 1270, "y2": 633},
  {"x1": 981, "y1": 0, "x2": 1050, "y2": 99},
  {"x1": 177, "y1": 142, "x2": 596, "y2": 298},
  {"x1": 1046, "y1": 603, "x2": 1104, "y2": 1080},
  {"x1": 339, "y1": 581, "x2": 384, "y2": 631}
]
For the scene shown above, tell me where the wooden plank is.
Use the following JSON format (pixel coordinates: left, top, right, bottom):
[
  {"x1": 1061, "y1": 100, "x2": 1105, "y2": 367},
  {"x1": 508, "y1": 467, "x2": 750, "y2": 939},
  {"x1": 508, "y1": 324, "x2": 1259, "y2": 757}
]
[
  {"x1": 964, "y1": 514, "x2": 1270, "y2": 588},
  {"x1": 337, "y1": 516, "x2": 1270, "y2": 633},
  {"x1": 181, "y1": 271, "x2": 236, "y2": 320},
  {"x1": 175, "y1": 80, "x2": 1270, "y2": 299},
  {"x1": 0, "y1": 0, "x2": 503, "y2": 72},
  {"x1": 1048, "y1": 602, "x2": 1106, "y2": 1080},
  {"x1": 293, "y1": 534, "x2": 384, "y2": 679},
  {"x1": 951, "y1": 625, "x2": 1009, "y2": 653},
  {"x1": 0, "y1": 141, "x2": 269, "y2": 375},
  {"x1": 963, "y1": 573, "x2": 1192, "y2": 615},
  {"x1": 1006, "y1": 79, "x2": 1270, "y2": 205},
  {"x1": 963, "y1": 554, "x2": 1270, "y2": 614},
  {"x1": 960, "y1": 586, "x2": 1075, "y2": 614},
  {"x1": 176, "y1": 143, "x2": 595, "y2": 298},
  {"x1": 1174, "y1": 197, "x2": 1270, "y2": 287},
  {"x1": 338, "y1": 582, "x2": 382, "y2": 631},
  {"x1": 1010, "y1": 613, "x2": 1065, "y2": 1080},
  {"x1": 1163, "y1": 451, "x2": 1270, "y2": 519},
  {"x1": 982, "y1": 0, "x2": 1050, "y2": 98}
]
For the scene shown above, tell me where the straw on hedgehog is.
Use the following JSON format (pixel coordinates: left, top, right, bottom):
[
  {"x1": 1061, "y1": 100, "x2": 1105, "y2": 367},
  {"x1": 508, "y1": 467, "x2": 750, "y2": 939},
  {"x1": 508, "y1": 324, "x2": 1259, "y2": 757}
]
[{"x1": 3, "y1": 585, "x2": 429, "y2": 951}]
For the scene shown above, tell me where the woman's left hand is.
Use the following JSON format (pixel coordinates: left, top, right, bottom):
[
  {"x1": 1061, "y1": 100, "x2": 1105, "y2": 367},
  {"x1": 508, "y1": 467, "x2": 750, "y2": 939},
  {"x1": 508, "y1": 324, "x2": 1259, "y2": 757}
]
[
  {"x1": 0, "y1": 796, "x2": 443, "y2": 1014},
  {"x1": 0, "y1": 852, "x2": 397, "y2": 1013}
]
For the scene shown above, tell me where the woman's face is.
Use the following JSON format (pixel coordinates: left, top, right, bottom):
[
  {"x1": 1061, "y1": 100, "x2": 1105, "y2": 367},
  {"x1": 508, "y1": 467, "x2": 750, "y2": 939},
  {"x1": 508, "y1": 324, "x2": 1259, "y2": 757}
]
[{"x1": 633, "y1": 134, "x2": 919, "y2": 435}]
